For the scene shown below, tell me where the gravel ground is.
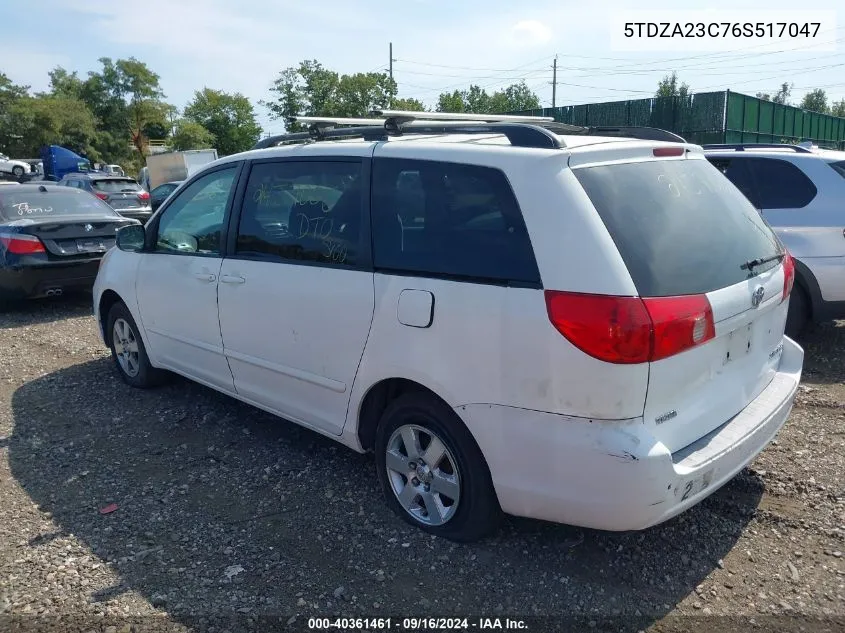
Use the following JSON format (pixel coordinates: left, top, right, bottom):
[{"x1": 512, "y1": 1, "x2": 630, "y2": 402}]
[{"x1": 1, "y1": 294, "x2": 844, "y2": 633}]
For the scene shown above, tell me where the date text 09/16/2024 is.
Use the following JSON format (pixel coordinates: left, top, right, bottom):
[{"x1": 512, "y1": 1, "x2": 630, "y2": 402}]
[{"x1": 307, "y1": 617, "x2": 529, "y2": 630}]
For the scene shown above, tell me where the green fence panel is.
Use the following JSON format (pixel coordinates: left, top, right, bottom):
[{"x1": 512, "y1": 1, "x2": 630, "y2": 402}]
[{"x1": 509, "y1": 90, "x2": 845, "y2": 147}]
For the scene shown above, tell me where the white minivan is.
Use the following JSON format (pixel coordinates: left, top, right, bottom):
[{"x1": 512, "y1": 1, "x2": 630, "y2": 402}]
[{"x1": 93, "y1": 113, "x2": 803, "y2": 541}]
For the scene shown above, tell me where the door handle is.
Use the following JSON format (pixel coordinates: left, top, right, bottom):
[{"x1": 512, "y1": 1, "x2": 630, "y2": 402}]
[
  {"x1": 220, "y1": 274, "x2": 246, "y2": 284},
  {"x1": 193, "y1": 272, "x2": 216, "y2": 282}
]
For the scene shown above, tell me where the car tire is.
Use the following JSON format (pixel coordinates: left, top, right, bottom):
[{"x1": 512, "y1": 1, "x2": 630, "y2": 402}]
[
  {"x1": 785, "y1": 285, "x2": 810, "y2": 339},
  {"x1": 106, "y1": 301, "x2": 167, "y2": 388},
  {"x1": 12, "y1": 166, "x2": 24, "y2": 178},
  {"x1": 375, "y1": 392, "x2": 501, "y2": 542}
]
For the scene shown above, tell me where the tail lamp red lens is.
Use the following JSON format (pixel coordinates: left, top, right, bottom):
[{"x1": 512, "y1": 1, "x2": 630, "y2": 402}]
[
  {"x1": 94, "y1": 191, "x2": 109, "y2": 200},
  {"x1": 653, "y1": 147, "x2": 685, "y2": 157},
  {"x1": 781, "y1": 251, "x2": 795, "y2": 302},
  {"x1": 138, "y1": 191, "x2": 150, "y2": 202},
  {"x1": 544, "y1": 291, "x2": 715, "y2": 364},
  {"x1": 0, "y1": 233, "x2": 47, "y2": 255}
]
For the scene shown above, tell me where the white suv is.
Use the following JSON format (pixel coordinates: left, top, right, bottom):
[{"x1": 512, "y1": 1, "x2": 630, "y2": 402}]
[
  {"x1": 704, "y1": 143, "x2": 845, "y2": 337},
  {"x1": 93, "y1": 112, "x2": 804, "y2": 541}
]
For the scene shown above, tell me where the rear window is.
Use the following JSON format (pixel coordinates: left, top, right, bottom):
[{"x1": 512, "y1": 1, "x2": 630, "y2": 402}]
[
  {"x1": 91, "y1": 179, "x2": 142, "y2": 193},
  {"x1": 829, "y1": 161, "x2": 845, "y2": 179},
  {"x1": 574, "y1": 158, "x2": 782, "y2": 297},
  {"x1": 0, "y1": 190, "x2": 118, "y2": 220}
]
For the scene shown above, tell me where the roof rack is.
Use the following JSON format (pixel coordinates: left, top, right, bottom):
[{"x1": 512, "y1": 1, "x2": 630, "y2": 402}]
[
  {"x1": 251, "y1": 110, "x2": 686, "y2": 150},
  {"x1": 701, "y1": 143, "x2": 813, "y2": 153}
]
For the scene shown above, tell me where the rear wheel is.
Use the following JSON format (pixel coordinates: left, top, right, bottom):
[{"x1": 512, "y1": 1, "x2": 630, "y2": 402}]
[
  {"x1": 107, "y1": 302, "x2": 167, "y2": 388},
  {"x1": 785, "y1": 286, "x2": 810, "y2": 339},
  {"x1": 11, "y1": 166, "x2": 24, "y2": 178},
  {"x1": 375, "y1": 392, "x2": 501, "y2": 542}
]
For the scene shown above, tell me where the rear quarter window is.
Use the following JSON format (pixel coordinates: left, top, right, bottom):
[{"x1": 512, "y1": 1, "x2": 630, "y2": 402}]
[
  {"x1": 371, "y1": 158, "x2": 540, "y2": 285},
  {"x1": 829, "y1": 161, "x2": 845, "y2": 178},
  {"x1": 574, "y1": 158, "x2": 782, "y2": 297},
  {"x1": 742, "y1": 157, "x2": 817, "y2": 209}
]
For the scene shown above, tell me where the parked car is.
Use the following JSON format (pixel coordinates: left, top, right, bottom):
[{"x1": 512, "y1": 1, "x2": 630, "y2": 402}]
[
  {"x1": 93, "y1": 113, "x2": 803, "y2": 542},
  {"x1": 0, "y1": 153, "x2": 30, "y2": 179},
  {"x1": 704, "y1": 143, "x2": 845, "y2": 337},
  {"x1": 149, "y1": 180, "x2": 183, "y2": 211},
  {"x1": 0, "y1": 184, "x2": 138, "y2": 301},
  {"x1": 59, "y1": 173, "x2": 152, "y2": 222}
]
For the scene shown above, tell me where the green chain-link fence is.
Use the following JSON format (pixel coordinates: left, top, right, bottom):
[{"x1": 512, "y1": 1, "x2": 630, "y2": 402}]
[{"x1": 511, "y1": 90, "x2": 845, "y2": 149}]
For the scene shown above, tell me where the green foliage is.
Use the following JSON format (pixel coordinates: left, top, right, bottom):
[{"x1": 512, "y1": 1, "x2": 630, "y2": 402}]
[
  {"x1": 800, "y1": 89, "x2": 828, "y2": 114},
  {"x1": 171, "y1": 120, "x2": 216, "y2": 151},
  {"x1": 392, "y1": 97, "x2": 426, "y2": 112},
  {"x1": 656, "y1": 72, "x2": 690, "y2": 98},
  {"x1": 435, "y1": 81, "x2": 540, "y2": 113},
  {"x1": 264, "y1": 60, "x2": 398, "y2": 131},
  {"x1": 831, "y1": 99, "x2": 845, "y2": 118},
  {"x1": 184, "y1": 88, "x2": 261, "y2": 155}
]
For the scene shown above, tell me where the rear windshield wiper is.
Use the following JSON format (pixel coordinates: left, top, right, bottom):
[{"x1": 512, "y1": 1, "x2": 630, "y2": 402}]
[{"x1": 741, "y1": 252, "x2": 785, "y2": 271}]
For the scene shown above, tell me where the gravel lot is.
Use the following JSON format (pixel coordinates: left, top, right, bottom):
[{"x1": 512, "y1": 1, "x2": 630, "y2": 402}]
[{"x1": 1, "y1": 295, "x2": 844, "y2": 633}]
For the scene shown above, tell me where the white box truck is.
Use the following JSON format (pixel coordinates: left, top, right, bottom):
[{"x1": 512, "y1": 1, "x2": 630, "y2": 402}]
[{"x1": 144, "y1": 149, "x2": 218, "y2": 190}]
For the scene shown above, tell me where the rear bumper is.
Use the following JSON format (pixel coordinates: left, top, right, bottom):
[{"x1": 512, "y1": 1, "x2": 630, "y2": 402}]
[
  {"x1": 0, "y1": 259, "x2": 101, "y2": 299},
  {"x1": 459, "y1": 336, "x2": 804, "y2": 531}
]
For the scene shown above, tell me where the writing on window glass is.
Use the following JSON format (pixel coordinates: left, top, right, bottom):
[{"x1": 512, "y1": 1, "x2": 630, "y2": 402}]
[{"x1": 12, "y1": 202, "x2": 53, "y2": 216}]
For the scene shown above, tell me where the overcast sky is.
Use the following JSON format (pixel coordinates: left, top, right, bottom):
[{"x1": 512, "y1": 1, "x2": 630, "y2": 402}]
[{"x1": 2, "y1": 0, "x2": 843, "y2": 135}]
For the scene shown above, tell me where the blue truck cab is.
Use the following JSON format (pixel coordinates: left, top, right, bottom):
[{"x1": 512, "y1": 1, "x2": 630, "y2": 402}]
[{"x1": 40, "y1": 145, "x2": 92, "y2": 182}]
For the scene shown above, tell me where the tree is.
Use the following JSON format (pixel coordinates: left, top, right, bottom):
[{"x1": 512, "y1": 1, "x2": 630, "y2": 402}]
[
  {"x1": 656, "y1": 72, "x2": 690, "y2": 98},
  {"x1": 265, "y1": 60, "x2": 397, "y2": 130},
  {"x1": 831, "y1": 99, "x2": 845, "y2": 118},
  {"x1": 436, "y1": 81, "x2": 540, "y2": 113},
  {"x1": 773, "y1": 83, "x2": 792, "y2": 105},
  {"x1": 171, "y1": 120, "x2": 215, "y2": 151},
  {"x1": 183, "y1": 88, "x2": 261, "y2": 155},
  {"x1": 489, "y1": 81, "x2": 541, "y2": 112},
  {"x1": 76, "y1": 57, "x2": 171, "y2": 159},
  {"x1": 1, "y1": 95, "x2": 98, "y2": 158},
  {"x1": 800, "y1": 89, "x2": 828, "y2": 114},
  {"x1": 392, "y1": 97, "x2": 426, "y2": 111}
]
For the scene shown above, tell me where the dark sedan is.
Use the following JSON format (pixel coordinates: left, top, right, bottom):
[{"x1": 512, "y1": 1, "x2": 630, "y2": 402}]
[
  {"x1": 0, "y1": 184, "x2": 138, "y2": 301},
  {"x1": 150, "y1": 180, "x2": 183, "y2": 211}
]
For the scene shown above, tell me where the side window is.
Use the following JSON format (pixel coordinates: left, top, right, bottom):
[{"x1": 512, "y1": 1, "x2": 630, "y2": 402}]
[
  {"x1": 371, "y1": 158, "x2": 540, "y2": 284},
  {"x1": 155, "y1": 166, "x2": 237, "y2": 255},
  {"x1": 236, "y1": 161, "x2": 363, "y2": 267},
  {"x1": 744, "y1": 157, "x2": 817, "y2": 209},
  {"x1": 707, "y1": 157, "x2": 760, "y2": 208}
]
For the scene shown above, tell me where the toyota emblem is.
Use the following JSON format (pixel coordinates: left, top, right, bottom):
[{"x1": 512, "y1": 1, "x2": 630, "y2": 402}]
[
  {"x1": 751, "y1": 286, "x2": 765, "y2": 308},
  {"x1": 84, "y1": 223, "x2": 93, "y2": 232}
]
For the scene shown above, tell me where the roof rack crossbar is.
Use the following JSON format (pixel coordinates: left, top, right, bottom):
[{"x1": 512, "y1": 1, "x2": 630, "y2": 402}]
[
  {"x1": 250, "y1": 114, "x2": 686, "y2": 149},
  {"x1": 701, "y1": 143, "x2": 812, "y2": 153}
]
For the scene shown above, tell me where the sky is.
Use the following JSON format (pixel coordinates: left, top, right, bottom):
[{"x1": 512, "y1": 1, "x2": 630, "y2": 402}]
[{"x1": 1, "y1": 0, "x2": 844, "y2": 135}]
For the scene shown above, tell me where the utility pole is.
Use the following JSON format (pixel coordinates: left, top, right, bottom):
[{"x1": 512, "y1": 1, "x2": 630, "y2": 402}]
[
  {"x1": 551, "y1": 55, "x2": 558, "y2": 109},
  {"x1": 389, "y1": 42, "x2": 394, "y2": 81}
]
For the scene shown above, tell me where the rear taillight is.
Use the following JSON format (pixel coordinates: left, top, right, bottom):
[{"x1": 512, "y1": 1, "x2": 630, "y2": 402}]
[
  {"x1": 653, "y1": 147, "x2": 685, "y2": 157},
  {"x1": 0, "y1": 232, "x2": 46, "y2": 255},
  {"x1": 545, "y1": 291, "x2": 715, "y2": 364},
  {"x1": 94, "y1": 191, "x2": 109, "y2": 200},
  {"x1": 138, "y1": 191, "x2": 150, "y2": 202},
  {"x1": 782, "y1": 251, "x2": 795, "y2": 302}
]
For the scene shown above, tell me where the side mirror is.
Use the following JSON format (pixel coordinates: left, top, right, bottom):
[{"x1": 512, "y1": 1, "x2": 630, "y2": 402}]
[{"x1": 116, "y1": 224, "x2": 145, "y2": 252}]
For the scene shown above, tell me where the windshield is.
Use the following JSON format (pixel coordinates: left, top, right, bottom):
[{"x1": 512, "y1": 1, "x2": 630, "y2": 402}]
[
  {"x1": 574, "y1": 158, "x2": 783, "y2": 297},
  {"x1": 0, "y1": 190, "x2": 119, "y2": 220},
  {"x1": 91, "y1": 179, "x2": 142, "y2": 193}
]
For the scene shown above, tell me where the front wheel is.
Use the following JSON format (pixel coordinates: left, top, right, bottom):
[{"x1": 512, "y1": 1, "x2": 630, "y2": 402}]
[
  {"x1": 12, "y1": 166, "x2": 24, "y2": 178},
  {"x1": 107, "y1": 302, "x2": 167, "y2": 388},
  {"x1": 375, "y1": 393, "x2": 501, "y2": 542}
]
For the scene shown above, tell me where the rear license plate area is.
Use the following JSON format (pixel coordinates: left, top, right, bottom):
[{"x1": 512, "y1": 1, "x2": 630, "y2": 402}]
[
  {"x1": 76, "y1": 238, "x2": 108, "y2": 253},
  {"x1": 724, "y1": 323, "x2": 753, "y2": 365}
]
